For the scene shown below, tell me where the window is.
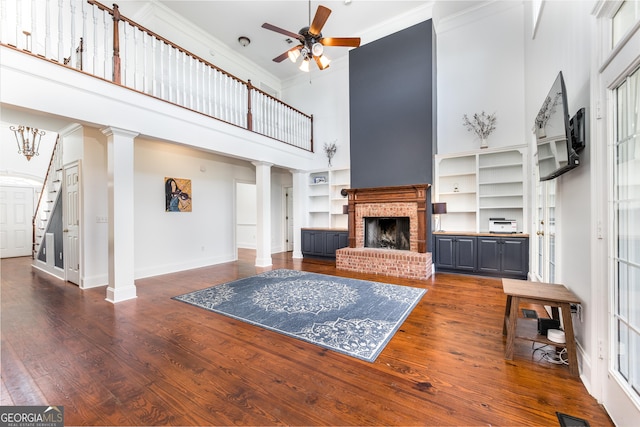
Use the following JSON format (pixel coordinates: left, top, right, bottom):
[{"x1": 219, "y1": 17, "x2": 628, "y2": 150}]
[
  {"x1": 613, "y1": 1, "x2": 640, "y2": 47},
  {"x1": 612, "y1": 65, "x2": 640, "y2": 402}
]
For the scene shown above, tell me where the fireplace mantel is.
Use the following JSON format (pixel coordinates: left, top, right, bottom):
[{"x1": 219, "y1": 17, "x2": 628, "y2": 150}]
[{"x1": 344, "y1": 184, "x2": 430, "y2": 253}]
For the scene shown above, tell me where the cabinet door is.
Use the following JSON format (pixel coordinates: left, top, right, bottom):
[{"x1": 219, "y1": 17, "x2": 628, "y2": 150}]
[
  {"x1": 326, "y1": 233, "x2": 348, "y2": 256},
  {"x1": 311, "y1": 232, "x2": 326, "y2": 255},
  {"x1": 477, "y1": 238, "x2": 501, "y2": 274},
  {"x1": 301, "y1": 230, "x2": 326, "y2": 256},
  {"x1": 455, "y1": 237, "x2": 476, "y2": 271},
  {"x1": 301, "y1": 230, "x2": 314, "y2": 254},
  {"x1": 501, "y1": 238, "x2": 529, "y2": 277},
  {"x1": 435, "y1": 236, "x2": 455, "y2": 269}
]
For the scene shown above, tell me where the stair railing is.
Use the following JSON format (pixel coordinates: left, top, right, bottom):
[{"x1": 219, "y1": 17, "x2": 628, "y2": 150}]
[
  {"x1": 1, "y1": 0, "x2": 313, "y2": 152},
  {"x1": 32, "y1": 136, "x2": 62, "y2": 259}
]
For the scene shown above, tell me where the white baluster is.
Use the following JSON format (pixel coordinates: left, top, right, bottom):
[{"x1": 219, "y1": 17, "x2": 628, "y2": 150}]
[
  {"x1": 30, "y1": 0, "x2": 39, "y2": 55},
  {"x1": 103, "y1": 7, "x2": 109, "y2": 79},
  {"x1": 80, "y1": 0, "x2": 87, "y2": 70},
  {"x1": 57, "y1": 0, "x2": 63, "y2": 61}
]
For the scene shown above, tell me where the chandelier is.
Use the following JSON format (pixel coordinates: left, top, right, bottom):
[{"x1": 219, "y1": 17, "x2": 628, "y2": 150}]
[{"x1": 10, "y1": 125, "x2": 45, "y2": 161}]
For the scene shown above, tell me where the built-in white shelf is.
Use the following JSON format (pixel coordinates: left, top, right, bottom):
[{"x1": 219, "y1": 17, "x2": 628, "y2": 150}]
[
  {"x1": 307, "y1": 168, "x2": 349, "y2": 229},
  {"x1": 434, "y1": 146, "x2": 528, "y2": 233}
]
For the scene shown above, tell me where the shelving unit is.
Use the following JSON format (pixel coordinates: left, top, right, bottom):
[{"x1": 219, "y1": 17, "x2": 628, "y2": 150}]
[
  {"x1": 434, "y1": 146, "x2": 527, "y2": 233},
  {"x1": 435, "y1": 154, "x2": 477, "y2": 232},
  {"x1": 307, "y1": 168, "x2": 349, "y2": 229}
]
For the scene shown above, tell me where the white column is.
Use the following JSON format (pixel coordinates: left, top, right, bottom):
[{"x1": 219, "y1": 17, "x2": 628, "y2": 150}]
[
  {"x1": 290, "y1": 169, "x2": 307, "y2": 259},
  {"x1": 253, "y1": 161, "x2": 273, "y2": 267},
  {"x1": 102, "y1": 126, "x2": 139, "y2": 303}
]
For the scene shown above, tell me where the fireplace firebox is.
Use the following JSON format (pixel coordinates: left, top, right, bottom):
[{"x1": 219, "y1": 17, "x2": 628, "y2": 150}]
[{"x1": 364, "y1": 217, "x2": 410, "y2": 250}]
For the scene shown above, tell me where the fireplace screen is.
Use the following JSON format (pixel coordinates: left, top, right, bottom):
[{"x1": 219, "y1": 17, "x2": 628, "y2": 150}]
[{"x1": 364, "y1": 217, "x2": 410, "y2": 250}]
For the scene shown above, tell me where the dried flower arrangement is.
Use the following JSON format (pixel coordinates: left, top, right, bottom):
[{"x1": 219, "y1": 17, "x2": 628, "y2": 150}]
[
  {"x1": 533, "y1": 91, "x2": 562, "y2": 136},
  {"x1": 323, "y1": 141, "x2": 337, "y2": 167},
  {"x1": 463, "y1": 112, "x2": 497, "y2": 146}
]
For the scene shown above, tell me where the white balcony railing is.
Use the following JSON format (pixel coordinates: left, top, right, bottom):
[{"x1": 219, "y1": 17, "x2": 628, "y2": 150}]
[{"x1": 0, "y1": 0, "x2": 313, "y2": 151}]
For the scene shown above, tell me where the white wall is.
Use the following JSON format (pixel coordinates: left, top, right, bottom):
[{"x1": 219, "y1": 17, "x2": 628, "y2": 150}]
[
  {"x1": 81, "y1": 127, "x2": 109, "y2": 288},
  {"x1": 435, "y1": 2, "x2": 526, "y2": 155},
  {"x1": 523, "y1": 0, "x2": 594, "y2": 381},
  {"x1": 282, "y1": 57, "x2": 352, "y2": 171},
  {"x1": 133, "y1": 138, "x2": 254, "y2": 279},
  {"x1": 236, "y1": 182, "x2": 257, "y2": 249}
]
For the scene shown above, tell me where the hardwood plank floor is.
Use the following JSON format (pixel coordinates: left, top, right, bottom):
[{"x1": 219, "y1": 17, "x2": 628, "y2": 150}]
[{"x1": 1, "y1": 250, "x2": 613, "y2": 426}]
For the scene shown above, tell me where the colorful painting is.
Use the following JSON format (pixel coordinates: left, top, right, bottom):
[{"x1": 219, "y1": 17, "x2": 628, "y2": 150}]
[{"x1": 165, "y1": 177, "x2": 192, "y2": 212}]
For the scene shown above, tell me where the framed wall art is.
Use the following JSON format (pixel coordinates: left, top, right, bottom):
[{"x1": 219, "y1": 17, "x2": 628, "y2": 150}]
[{"x1": 165, "y1": 177, "x2": 192, "y2": 212}]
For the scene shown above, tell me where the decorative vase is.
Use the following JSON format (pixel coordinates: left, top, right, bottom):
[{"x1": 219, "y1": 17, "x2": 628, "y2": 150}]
[{"x1": 480, "y1": 138, "x2": 488, "y2": 149}]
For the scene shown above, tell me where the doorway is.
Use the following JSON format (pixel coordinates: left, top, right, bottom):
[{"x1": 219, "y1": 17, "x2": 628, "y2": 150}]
[
  {"x1": 0, "y1": 185, "x2": 34, "y2": 258},
  {"x1": 235, "y1": 182, "x2": 256, "y2": 250},
  {"x1": 285, "y1": 186, "x2": 293, "y2": 252}
]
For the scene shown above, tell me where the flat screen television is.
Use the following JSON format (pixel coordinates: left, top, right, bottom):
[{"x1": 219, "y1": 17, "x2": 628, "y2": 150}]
[{"x1": 534, "y1": 71, "x2": 586, "y2": 181}]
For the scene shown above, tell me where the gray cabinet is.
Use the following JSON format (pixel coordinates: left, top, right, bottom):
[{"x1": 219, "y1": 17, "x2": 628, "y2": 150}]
[
  {"x1": 477, "y1": 236, "x2": 529, "y2": 278},
  {"x1": 434, "y1": 235, "x2": 476, "y2": 272},
  {"x1": 301, "y1": 228, "x2": 348, "y2": 259},
  {"x1": 434, "y1": 233, "x2": 529, "y2": 279}
]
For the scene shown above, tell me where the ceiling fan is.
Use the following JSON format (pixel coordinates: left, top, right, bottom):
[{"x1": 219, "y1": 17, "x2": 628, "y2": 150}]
[{"x1": 261, "y1": 4, "x2": 361, "y2": 72}]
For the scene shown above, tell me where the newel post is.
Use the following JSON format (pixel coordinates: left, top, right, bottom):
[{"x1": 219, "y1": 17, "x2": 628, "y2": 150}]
[
  {"x1": 112, "y1": 3, "x2": 121, "y2": 84},
  {"x1": 247, "y1": 80, "x2": 253, "y2": 131}
]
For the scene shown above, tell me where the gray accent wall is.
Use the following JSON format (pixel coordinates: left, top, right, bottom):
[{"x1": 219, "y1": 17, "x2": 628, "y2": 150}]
[
  {"x1": 349, "y1": 20, "x2": 435, "y2": 190},
  {"x1": 348, "y1": 19, "x2": 436, "y2": 248}
]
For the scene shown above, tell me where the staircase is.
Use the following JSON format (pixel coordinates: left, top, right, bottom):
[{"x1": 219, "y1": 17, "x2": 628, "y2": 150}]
[{"x1": 32, "y1": 136, "x2": 63, "y2": 263}]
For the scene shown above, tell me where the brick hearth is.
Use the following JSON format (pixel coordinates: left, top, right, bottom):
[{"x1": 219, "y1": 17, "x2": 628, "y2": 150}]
[
  {"x1": 336, "y1": 184, "x2": 433, "y2": 280},
  {"x1": 336, "y1": 247, "x2": 433, "y2": 280}
]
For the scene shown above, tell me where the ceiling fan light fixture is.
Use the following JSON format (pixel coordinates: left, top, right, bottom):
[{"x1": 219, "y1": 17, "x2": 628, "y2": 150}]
[
  {"x1": 318, "y1": 54, "x2": 331, "y2": 69},
  {"x1": 299, "y1": 58, "x2": 310, "y2": 72},
  {"x1": 311, "y1": 42, "x2": 323, "y2": 57},
  {"x1": 237, "y1": 36, "x2": 251, "y2": 47},
  {"x1": 288, "y1": 48, "x2": 300, "y2": 63}
]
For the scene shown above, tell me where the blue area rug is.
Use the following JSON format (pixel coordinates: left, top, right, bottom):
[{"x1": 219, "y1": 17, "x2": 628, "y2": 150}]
[{"x1": 173, "y1": 269, "x2": 426, "y2": 362}]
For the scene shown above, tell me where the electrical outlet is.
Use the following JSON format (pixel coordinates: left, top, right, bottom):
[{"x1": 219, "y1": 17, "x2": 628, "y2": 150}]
[{"x1": 577, "y1": 304, "x2": 583, "y2": 323}]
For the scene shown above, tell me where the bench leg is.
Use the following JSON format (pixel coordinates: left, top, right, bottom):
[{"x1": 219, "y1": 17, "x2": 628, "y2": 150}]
[{"x1": 505, "y1": 296, "x2": 519, "y2": 360}]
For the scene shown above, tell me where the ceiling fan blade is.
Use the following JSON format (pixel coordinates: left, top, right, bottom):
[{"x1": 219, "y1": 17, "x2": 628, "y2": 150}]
[
  {"x1": 320, "y1": 37, "x2": 361, "y2": 48},
  {"x1": 261, "y1": 23, "x2": 303, "y2": 41},
  {"x1": 272, "y1": 46, "x2": 302, "y2": 63},
  {"x1": 309, "y1": 5, "x2": 331, "y2": 36}
]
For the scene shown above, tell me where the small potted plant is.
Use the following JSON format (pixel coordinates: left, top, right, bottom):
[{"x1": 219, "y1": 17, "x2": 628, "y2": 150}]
[
  {"x1": 533, "y1": 91, "x2": 561, "y2": 138},
  {"x1": 463, "y1": 111, "x2": 496, "y2": 149}
]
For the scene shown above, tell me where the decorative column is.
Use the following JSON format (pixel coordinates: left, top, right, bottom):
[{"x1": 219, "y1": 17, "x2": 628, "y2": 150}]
[
  {"x1": 290, "y1": 170, "x2": 307, "y2": 259},
  {"x1": 252, "y1": 161, "x2": 273, "y2": 267},
  {"x1": 102, "y1": 126, "x2": 138, "y2": 303}
]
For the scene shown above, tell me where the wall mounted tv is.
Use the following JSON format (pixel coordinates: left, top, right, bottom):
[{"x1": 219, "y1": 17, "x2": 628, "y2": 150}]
[{"x1": 534, "y1": 71, "x2": 586, "y2": 181}]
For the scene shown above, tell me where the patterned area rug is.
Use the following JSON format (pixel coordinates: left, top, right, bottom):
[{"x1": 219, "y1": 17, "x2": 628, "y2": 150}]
[{"x1": 173, "y1": 269, "x2": 426, "y2": 362}]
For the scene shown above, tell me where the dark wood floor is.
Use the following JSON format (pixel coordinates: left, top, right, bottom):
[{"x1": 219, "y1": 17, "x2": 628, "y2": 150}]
[{"x1": 1, "y1": 250, "x2": 612, "y2": 426}]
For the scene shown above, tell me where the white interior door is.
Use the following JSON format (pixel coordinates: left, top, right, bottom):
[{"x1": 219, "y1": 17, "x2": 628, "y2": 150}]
[
  {"x1": 64, "y1": 163, "x2": 80, "y2": 285},
  {"x1": 532, "y1": 175, "x2": 556, "y2": 283},
  {"x1": 0, "y1": 186, "x2": 34, "y2": 258}
]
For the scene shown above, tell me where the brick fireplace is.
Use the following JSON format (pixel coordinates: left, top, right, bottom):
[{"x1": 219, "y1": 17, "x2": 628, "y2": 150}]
[{"x1": 336, "y1": 184, "x2": 433, "y2": 280}]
